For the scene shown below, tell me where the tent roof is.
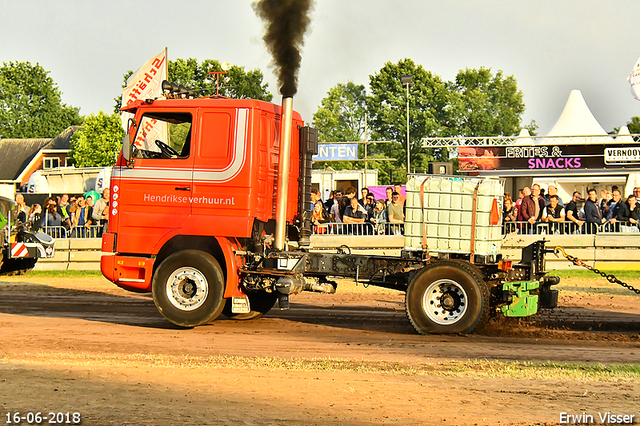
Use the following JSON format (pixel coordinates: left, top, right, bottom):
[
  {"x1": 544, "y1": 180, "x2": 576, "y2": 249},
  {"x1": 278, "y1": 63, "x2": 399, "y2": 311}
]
[{"x1": 546, "y1": 89, "x2": 608, "y2": 136}]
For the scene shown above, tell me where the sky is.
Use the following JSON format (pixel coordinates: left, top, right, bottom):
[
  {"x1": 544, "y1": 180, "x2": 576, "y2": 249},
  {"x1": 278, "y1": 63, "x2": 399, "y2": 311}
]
[{"x1": 2, "y1": 0, "x2": 640, "y2": 136}]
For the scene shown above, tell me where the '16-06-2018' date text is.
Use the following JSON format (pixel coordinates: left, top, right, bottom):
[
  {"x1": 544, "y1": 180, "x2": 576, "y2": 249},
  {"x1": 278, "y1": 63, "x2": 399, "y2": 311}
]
[{"x1": 5, "y1": 412, "x2": 81, "y2": 425}]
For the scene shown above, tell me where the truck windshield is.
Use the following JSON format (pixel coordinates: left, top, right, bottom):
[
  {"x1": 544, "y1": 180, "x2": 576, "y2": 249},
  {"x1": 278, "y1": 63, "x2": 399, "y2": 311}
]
[{"x1": 132, "y1": 112, "x2": 192, "y2": 159}]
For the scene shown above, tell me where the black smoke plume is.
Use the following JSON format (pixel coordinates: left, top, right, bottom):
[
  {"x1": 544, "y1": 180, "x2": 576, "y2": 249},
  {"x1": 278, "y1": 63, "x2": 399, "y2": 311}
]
[{"x1": 253, "y1": 0, "x2": 314, "y2": 97}]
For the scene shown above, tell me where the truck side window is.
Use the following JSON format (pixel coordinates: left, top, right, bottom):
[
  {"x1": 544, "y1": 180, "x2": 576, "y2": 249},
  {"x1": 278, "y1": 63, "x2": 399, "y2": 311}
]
[
  {"x1": 132, "y1": 112, "x2": 192, "y2": 159},
  {"x1": 199, "y1": 111, "x2": 232, "y2": 167}
]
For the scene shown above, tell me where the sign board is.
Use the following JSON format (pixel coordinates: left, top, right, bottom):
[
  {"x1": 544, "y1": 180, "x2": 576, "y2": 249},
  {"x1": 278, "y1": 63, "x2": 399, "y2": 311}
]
[
  {"x1": 458, "y1": 144, "x2": 640, "y2": 173},
  {"x1": 313, "y1": 144, "x2": 358, "y2": 161}
]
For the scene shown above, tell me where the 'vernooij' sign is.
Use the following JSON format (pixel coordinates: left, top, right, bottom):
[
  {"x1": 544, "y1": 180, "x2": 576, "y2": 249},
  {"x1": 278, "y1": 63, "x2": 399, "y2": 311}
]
[
  {"x1": 312, "y1": 143, "x2": 358, "y2": 161},
  {"x1": 458, "y1": 144, "x2": 640, "y2": 172}
]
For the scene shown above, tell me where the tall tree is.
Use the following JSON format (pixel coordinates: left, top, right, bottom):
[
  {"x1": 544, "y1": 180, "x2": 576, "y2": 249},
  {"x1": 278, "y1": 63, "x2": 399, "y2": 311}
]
[
  {"x1": 70, "y1": 111, "x2": 124, "y2": 167},
  {"x1": 0, "y1": 61, "x2": 81, "y2": 139},
  {"x1": 311, "y1": 82, "x2": 369, "y2": 171},
  {"x1": 115, "y1": 59, "x2": 273, "y2": 111},
  {"x1": 313, "y1": 82, "x2": 367, "y2": 142},
  {"x1": 367, "y1": 58, "x2": 455, "y2": 181},
  {"x1": 448, "y1": 67, "x2": 530, "y2": 137}
]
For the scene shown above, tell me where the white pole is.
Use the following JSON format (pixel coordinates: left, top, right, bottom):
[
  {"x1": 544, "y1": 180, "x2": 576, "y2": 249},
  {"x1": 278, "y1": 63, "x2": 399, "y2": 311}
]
[{"x1": 406, "y1": 83, "x2": 410, "y2": 175}]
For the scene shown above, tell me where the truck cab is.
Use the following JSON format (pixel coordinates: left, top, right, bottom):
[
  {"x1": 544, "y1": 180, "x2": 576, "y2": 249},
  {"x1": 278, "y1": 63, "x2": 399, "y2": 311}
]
[{"x1": 101, "y1": 97, "x2": 312, "y2": 324}]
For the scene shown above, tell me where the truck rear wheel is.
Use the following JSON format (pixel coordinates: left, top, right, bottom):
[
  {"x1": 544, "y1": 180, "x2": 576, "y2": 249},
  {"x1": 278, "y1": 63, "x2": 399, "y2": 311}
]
[
  {"x1": 222, "y1": 291, "x2": 279, "y2": 320},
  {"x1": 152, "y1": 250, "x2": 225, "y2": 327},
  {"x1": 405, "y1": 260, "x2": 489, "y2": 335}
]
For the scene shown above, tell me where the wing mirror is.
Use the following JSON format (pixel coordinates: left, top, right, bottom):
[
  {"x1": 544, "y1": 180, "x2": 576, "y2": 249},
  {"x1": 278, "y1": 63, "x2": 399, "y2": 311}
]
[{"x1": 122, "y1": 118, "x2": 136, "y2": 164}]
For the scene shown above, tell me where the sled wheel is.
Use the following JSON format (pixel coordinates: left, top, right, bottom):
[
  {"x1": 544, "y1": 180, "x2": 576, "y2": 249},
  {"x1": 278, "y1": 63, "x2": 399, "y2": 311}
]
[{"x1": 406, "y1": 260, "x2": 489, "y2": 334}]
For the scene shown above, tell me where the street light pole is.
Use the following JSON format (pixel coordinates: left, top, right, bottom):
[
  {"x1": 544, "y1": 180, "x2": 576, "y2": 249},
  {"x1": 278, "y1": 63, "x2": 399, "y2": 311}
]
[{"x1": 401, "y1": 75, "x2": 413, "y2": 176}]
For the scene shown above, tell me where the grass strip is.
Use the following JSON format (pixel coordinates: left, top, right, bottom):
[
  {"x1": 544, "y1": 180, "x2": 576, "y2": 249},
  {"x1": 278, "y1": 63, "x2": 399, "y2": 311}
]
[
  {"x1": 4, "y1": 352, "x2": 639, "y2": 383},
  {"x1": 550, "y1": 270, "x2": 640, "y2": 280}
]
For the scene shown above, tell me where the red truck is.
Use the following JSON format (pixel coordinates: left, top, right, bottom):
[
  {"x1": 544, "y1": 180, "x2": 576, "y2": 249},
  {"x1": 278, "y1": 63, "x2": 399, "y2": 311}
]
[{"x1": 101, "y1": 88, "x2": 559, "y2": 334}]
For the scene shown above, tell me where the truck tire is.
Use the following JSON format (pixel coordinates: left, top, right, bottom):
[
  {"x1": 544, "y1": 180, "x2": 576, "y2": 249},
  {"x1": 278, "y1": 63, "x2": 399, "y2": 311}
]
[
  {"x1": 152, "y1": 250, "x2": 225, "y2": 327},
  {"x1": 405, "y1": 259, "x2": 489, "y2": 335},
  {"x1": 222, "y1": 291, "x2": 279, "y2": 320}
]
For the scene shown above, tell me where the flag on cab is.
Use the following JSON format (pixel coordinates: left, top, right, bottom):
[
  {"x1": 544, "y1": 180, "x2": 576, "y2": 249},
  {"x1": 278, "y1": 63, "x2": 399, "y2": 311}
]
[
  {"x1": 121, "y1": 48, "x2": 168, "y2": 151},
  {"x1": 628, "y1": 56, "x2": 640, "y2": 101}
]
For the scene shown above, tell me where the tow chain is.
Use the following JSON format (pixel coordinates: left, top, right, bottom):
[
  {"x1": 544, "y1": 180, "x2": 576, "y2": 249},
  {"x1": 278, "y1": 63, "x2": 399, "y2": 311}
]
[{"x1": 554, "y1": 246, "x2": 640, "y2": 295}]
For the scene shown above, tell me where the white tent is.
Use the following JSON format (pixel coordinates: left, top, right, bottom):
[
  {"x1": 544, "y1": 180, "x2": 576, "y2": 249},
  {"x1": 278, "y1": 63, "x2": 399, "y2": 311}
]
[{"x1": 547, "y1": 89, "x2": 607, "y2": 136}]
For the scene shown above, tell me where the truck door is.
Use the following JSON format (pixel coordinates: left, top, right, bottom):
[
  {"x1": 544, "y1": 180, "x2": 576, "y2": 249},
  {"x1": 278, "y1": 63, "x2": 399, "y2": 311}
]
[
  {"x1": 114, "y1": 110, "x2": 195, "y2": 254},
  {"x1": 189, "y1": 107, "x2": 249, "y2": 237}
]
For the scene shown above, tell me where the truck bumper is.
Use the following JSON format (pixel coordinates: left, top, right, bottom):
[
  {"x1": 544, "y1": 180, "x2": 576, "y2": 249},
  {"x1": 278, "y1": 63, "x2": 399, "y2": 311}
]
[{"x1": 101, "y1": 253, "x2": 155, "y2": 293}]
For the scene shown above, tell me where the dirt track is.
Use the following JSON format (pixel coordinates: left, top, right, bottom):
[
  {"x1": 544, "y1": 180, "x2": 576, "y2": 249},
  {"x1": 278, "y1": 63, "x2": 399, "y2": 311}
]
[{"x1": 1, "y1": 275, "x2": 639, "y2": 425}]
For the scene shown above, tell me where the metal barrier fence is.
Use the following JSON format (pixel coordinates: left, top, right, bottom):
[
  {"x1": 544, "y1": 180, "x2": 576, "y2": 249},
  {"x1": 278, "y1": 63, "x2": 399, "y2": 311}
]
[
  {"x1": 503, "y1": 220, "x2": 640, "y2": 235},
  {"x1": 40, "y1": 221, "x2": 640, "y2": 238},
  {"x1": 311, "y1": 221, "x2": 640, "y2": 236},
  {"x1": 313, "y1": 222, "x2": 404, "y2": 236},
  {"x1": 40, "y1": 225, "x2": 105, "y2": 239}
]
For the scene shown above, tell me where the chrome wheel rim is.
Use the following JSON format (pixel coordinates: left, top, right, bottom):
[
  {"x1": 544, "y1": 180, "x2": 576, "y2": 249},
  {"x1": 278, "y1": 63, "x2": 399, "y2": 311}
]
[
  {"x1": 166, "y1": 267, "x2": 208, "y2": 311},
  {"x1": 422, "y1": 279, "x2": 468, "y2": 325}
]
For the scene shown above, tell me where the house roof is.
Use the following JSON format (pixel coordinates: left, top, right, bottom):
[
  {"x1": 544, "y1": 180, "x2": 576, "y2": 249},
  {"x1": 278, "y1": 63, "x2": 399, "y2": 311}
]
[
  {"x1": 0, "y1": 138, "x2": 50, "y2": 180},
  {"x1": 0, "y1": 126, "x2": 82, "y2": 182},
  {"x1": 43, "y1": 125, "x2": 82, "y2": 151}
]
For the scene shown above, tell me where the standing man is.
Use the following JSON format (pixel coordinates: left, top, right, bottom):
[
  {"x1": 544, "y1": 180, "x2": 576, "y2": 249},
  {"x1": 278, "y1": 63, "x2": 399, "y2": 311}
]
[
  {"x1": 565, "y1": 191, "x2": 585, "y2": 234},
  {"x1": 387, "y1": 191, "x2": 404, "y2": 234},
  {"x1": 584, "y1": 188, "x2": 604, "y2": 234},
  {"x1": 358, "y1": 187, "x2": 370, "y2": 206},
  {"x1": 542, "y1": 195, "x2": 565, "y2": 234},
  {"x1": 605, "y1": 188, "x2": 620, "y2": 222},
  {"x1": 92, "y1": 188, "x2": 110, "y2": 236},
  {"x1": 310, "y1": 188, "x2": 322, "y2": 211},
  {"x1": 343, "y1": 196, "x2": 366, "y2": 234},
  {"x1": 520, "y1": 184, "x2": 545, "y2": 234},
  {"x1": 385, "y1": 187, "x2": 393, "y2": 206},
  {"x1": 72, "y1": 196, "x2": 92, "y2": 237},
  {"x1": 394, "y1": 183, "x2": 406, "y2": 207},
  {"x1": 627, "y1": 194, "x2": 640, "y2": 228},
  {"x1": 329, "y1": 190, "x2": 343, "y2": 222},
  {"x1": 545, "y1": 185, "x2": 564, "y2": 207},
  {"x1": 609, "y1": 188, "x2": 629, "y2": 231}
]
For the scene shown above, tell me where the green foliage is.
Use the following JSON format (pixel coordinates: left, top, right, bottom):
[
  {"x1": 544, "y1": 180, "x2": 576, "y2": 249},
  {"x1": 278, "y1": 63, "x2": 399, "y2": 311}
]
[
  {"x1": 627, "y1": 116, "x2": 640, "y2": 133},
  {"x1": 114, "y1": 59, "x2": 272, "y2": 111},
  {"x1": 169, "y1": 58, "x2": 273, "y2": 101},
  {"x1": 70, "y1": 111, "x2": 124, "y2": 167},
  {"x1": 449, "y1": 67, "x2": 526, "y2": 137},
  {"x1": 367, "y1": 59, "x2": 452, "y2": 181},
  {"x1": 313, "y1": 59, "x2": 532, "y2": 182},
  {"x1": 312, "y1": 82, "x2": 369, "y2": 171},
  {"x1": 0, "y1": 61, "x2": 82, "y2": 139},
  {"x1": 611, "y1": 116, "x2": 640, "y2": 134},
  {"x1": 313, "y1": 82, "x2": 367, "y2": 142}
]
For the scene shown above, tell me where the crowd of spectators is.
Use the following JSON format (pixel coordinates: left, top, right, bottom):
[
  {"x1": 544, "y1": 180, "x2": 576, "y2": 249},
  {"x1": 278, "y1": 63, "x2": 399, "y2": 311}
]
[
  {"x1": 10, "y1": 190, "x2": 110, "y2": 238},
  {"x1": 503, "y1": 184, "x2": 640, "y2": 234},
  {"x1": 310, "y1": 184, "x2": 407, "y2": 235}
]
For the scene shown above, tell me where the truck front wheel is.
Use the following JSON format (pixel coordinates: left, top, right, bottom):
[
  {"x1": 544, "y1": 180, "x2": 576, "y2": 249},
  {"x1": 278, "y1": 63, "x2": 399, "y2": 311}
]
[
  {"x1": 152, "y1": 250, "x2": 225, "y2": 327},
  {"x1": 405, "y1": 260, "x2": 489, "y2": 335}
]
